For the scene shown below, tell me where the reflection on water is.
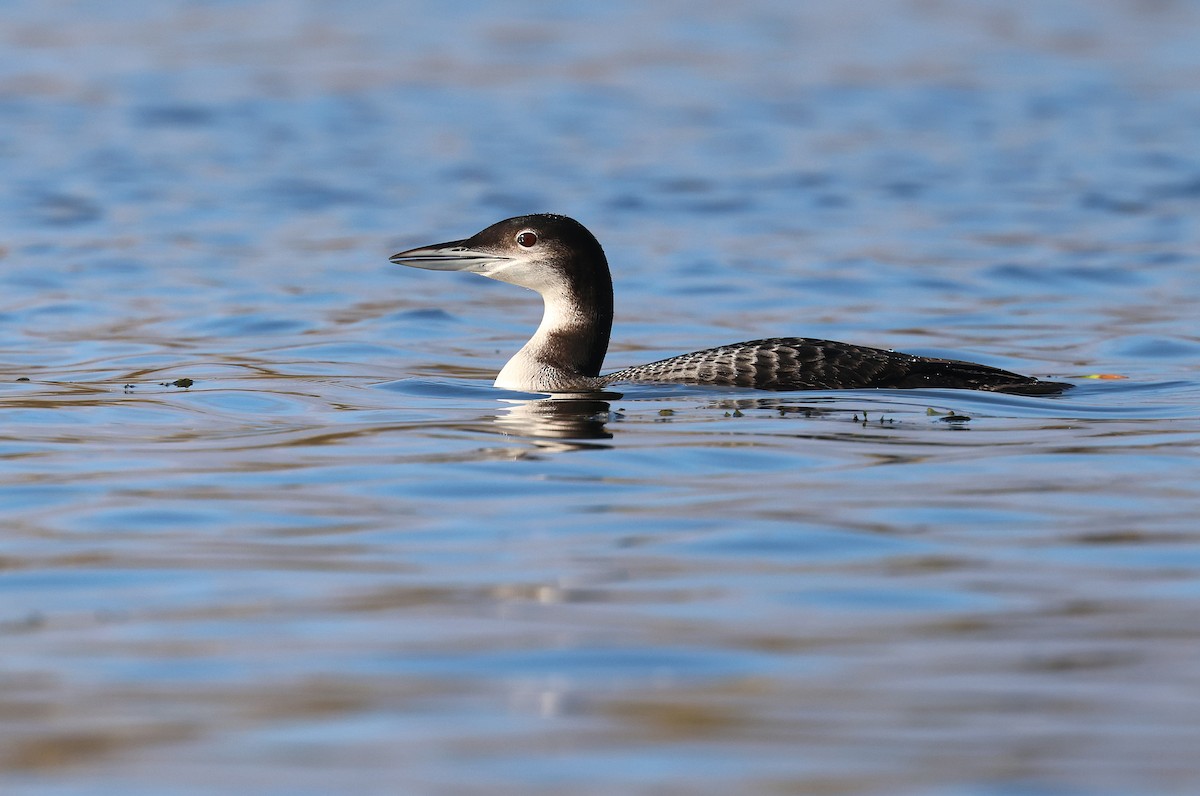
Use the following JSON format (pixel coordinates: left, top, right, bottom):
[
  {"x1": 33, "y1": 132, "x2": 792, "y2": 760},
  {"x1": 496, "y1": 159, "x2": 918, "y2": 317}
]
[
  {"x1": 4, "y1": 0, "x2": 1200, "y2": 794},
  {"x1": 494, "y1": 397, "x2": 618, "y2": 443}
]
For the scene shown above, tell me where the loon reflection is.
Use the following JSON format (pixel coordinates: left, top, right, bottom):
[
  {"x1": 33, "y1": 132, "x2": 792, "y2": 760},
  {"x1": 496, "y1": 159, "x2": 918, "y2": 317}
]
[{"x1": 494, "y1": 397, "x2": 616, "y2": 442}]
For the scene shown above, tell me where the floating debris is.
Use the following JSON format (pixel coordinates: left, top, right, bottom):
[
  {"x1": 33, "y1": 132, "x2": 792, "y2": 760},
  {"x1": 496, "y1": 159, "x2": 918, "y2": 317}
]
[
  {"x1": 777, "y1": 406, "x2": 816, "y2": 418},
  {"x1": 852, "y1": 410, "x2": 893, "y2": 426}
]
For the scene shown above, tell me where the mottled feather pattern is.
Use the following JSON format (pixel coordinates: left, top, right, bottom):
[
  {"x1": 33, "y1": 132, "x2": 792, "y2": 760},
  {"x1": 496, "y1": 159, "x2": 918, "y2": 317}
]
[{"x1": 602, "y1": 337, "x2": 1062, "y2": 394}]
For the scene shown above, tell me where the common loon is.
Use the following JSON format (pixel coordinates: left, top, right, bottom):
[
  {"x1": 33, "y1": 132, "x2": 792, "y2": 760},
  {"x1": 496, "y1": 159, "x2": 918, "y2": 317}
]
[{"x1": 390, "y1": 214, "x2": 1068, "y2": 395}]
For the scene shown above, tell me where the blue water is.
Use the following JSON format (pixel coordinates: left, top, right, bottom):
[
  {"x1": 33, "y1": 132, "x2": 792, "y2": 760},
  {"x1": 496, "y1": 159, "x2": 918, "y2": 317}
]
[{"x1": 3, "y1": 2, "x2": 1200, "y2": 794}]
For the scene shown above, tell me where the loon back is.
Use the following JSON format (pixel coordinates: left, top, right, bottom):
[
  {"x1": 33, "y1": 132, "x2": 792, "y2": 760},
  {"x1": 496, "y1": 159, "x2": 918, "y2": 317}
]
[
  {"x1": 390, "y1": 214, "x2": 1069, "y2": 396},
  {"x1": 602, "y1": 337, "x2": 1066, "y2": 395}
]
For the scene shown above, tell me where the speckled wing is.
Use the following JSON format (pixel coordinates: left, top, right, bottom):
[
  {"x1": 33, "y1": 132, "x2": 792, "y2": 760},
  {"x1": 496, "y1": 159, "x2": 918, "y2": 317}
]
[{"x1": 601, "y1": 337, "x2": 1066, "y2": 394}]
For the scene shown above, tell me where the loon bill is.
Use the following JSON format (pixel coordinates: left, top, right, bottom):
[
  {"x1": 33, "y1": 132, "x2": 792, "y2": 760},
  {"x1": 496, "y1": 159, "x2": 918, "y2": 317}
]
[{"x1": 390, "y1": 214, "x2": 1069, "y2": 396}]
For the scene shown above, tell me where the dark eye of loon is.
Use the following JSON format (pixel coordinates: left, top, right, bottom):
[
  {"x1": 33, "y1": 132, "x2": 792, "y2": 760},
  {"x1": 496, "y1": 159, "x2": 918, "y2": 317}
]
[{"x1": 516, "y1": 231, "x2": 538, "y2": 248}]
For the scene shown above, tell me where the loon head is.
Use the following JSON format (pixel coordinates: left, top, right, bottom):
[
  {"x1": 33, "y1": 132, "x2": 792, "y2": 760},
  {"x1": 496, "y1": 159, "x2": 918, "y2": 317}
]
[
  {"x1": 390, "y1": 214, "x2": 615, "y2": 388},
  {"x1": 389, "y1": 213, "x2": 609, "y2": 297}
]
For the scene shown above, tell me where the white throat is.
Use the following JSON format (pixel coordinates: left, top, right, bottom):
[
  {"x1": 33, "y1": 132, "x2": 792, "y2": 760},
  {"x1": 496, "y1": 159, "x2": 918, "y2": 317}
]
[{"x1": 493, "y1": 286, "x2": 591, "y2": 393}]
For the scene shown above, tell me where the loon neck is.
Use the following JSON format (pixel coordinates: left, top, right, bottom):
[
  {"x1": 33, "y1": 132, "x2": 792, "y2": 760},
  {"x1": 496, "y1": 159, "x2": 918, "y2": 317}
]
[{"x1": 494, "y1": 258, "x2": 613, "y2": 393}]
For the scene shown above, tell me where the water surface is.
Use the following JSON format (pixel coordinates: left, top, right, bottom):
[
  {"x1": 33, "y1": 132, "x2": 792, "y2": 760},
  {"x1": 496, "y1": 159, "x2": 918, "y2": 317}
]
[{"x1": 3, "y1": 1, "x2": 1200, "y2": 794}]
